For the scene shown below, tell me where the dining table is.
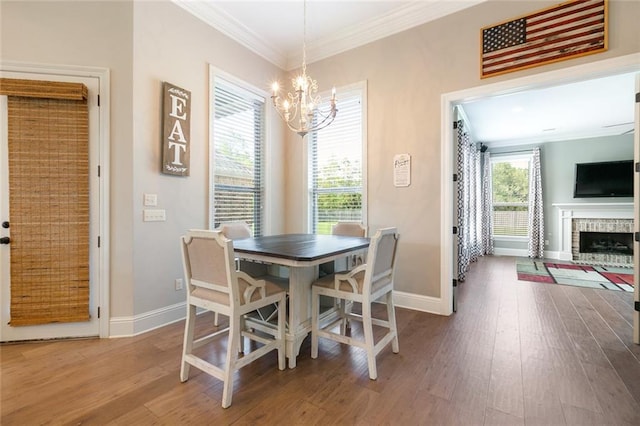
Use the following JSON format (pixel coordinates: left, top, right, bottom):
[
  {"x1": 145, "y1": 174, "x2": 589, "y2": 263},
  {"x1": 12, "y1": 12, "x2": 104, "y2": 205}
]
[{"x1": 233, "y1": 233, "x2": 370, "y2": 368}]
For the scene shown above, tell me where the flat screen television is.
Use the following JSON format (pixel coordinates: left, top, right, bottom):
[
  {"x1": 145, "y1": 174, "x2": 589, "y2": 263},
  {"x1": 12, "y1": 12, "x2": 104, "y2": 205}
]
[{"x1": 573, "y1": 159, "x2": 634, "y2": 198}]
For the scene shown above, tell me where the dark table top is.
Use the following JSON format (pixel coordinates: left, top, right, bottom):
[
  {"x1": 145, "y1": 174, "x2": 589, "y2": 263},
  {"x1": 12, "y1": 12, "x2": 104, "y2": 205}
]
[{"x1": 233, "y1": 233, "x2": 370, "y2": 262}]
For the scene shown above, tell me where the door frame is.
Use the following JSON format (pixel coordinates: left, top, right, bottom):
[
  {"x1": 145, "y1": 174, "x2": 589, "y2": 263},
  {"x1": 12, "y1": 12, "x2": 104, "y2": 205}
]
[
  {"x1": 440, "y1": 53, "x2": 640, "y2": 316},
  {"x1": 634, "y1": 73, "x2": 640, "y2": 345},
  {"x1": 0, "y1": 61, "x2": 110, "y2": 339}
]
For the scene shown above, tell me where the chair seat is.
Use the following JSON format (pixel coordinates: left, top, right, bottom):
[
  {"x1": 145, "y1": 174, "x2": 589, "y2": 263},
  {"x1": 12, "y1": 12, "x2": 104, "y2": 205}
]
[
  {"x1": 192, "y1": 278, "x2": 285, "y2": 305},
  {"x1": 313, "y1": 270, "x2": 390, "y2": 295},
  {"x1": 313, "y1": 270, "x2": 361, "y2": 293}
]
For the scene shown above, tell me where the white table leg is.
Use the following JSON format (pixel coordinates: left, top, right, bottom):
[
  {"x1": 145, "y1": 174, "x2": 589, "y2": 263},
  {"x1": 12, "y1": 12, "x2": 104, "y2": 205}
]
[{"x1": 286, "y1": 265, "x2": 317, "y2": 368}]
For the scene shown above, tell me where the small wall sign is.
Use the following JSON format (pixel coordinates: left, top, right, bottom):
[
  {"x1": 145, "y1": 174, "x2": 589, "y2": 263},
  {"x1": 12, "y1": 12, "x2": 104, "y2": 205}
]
[
  {"x1": 162, "y1": 81, "x2": 191, "y2": 176},
  {"x1": 394, "y1": 153, "x2": 411, "y2": 187}
]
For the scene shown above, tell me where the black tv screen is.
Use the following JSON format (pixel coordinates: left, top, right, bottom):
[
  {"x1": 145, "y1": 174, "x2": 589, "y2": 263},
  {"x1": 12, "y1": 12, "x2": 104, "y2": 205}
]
[{"x1": 573, "y1": 160, "x2": 634, "y2": 198}]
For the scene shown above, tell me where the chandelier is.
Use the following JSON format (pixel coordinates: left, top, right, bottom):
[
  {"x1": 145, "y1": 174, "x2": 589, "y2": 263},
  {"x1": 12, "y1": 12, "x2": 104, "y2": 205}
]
[{"x1": 270, "y1": 0, "x2": 337, "y2": 137}]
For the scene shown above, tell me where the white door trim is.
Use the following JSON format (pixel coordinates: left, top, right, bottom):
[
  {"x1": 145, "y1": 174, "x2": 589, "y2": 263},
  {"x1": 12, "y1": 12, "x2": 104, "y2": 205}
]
[
  {"x1": 0, "y1": 61, "x2": 111, "y2": 338},
  {"x1": 441, "y1": 53, "x2": 640, "y2": 316},
  {"x1": 634, "y1": 72, "x2": 640, "y2": 345}
]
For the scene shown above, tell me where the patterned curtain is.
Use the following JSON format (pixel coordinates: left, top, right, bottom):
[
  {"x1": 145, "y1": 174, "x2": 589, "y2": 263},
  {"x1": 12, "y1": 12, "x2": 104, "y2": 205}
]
[
  {"x1": 456, "y1": 118, "x2": 483, "y2": 281},
  {"x1": 481, "y1": 151, "x2": 494, "y2": 255},
  {"x1": 527, "y1": 147, "x2": 544, "y2": 258}
]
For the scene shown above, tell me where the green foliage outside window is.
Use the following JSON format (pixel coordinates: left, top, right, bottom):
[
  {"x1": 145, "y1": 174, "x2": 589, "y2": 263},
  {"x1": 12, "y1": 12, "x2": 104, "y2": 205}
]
[
  {"x1": 492, "y1": 161, "x2": 529, "y2": 204},
  {"x1": 492, "y1": 160, "x2": 529, "y2": 236}
]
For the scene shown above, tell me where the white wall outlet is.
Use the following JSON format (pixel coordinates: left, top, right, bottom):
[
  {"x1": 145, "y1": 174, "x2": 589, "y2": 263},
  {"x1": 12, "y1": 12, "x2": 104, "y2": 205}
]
[
  {"x1": 143, "y1": 193, "x2": 158, "y2": 206},
  {"x1": 143, "y1": 209, "x2": 166, "y2": 222},
  {"x1": 175, "y1": 278, "x2": 183, "y2": 291}
]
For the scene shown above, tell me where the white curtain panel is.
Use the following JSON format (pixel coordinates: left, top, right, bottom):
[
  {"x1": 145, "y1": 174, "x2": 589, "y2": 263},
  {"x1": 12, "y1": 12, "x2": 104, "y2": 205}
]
[
  {"x1": 481, "y1": 151, "x2": 494, "y2": 255},
  {"x1": 527, "y1": 147, "x2": 544, "y2": 258},
  {"x1": 456, "y1": 118, "x2": 483, "y2": 281}
]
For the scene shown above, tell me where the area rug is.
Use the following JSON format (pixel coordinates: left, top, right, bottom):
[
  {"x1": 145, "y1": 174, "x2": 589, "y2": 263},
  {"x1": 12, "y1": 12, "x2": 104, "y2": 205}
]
[{"x1": 516, "y1": 259, "x2": 634, "y2": 292}]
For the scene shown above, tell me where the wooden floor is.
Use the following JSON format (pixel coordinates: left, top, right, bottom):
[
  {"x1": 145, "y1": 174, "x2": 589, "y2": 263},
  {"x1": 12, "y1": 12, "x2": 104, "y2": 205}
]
[{"x1": 2, "y1": 255, "x2": 640, "y2": 425}]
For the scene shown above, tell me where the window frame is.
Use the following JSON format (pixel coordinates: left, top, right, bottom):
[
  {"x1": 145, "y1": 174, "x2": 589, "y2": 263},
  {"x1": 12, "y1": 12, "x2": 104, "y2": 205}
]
[
  {"x1": 302, "y1": 81, "x2": 368, "y2": 234},
  {"x1": 490, "y1": 152, "x2": 532, "y2": 241},
  {"x1": 208, "y1": 66, "x2": 271, "y2": 235}
]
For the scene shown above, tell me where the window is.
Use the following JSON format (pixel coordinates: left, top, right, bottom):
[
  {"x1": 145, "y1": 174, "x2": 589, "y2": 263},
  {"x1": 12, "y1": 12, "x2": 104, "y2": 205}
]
[
  {"x1": 491, "y1": 154, "x2": 531, "y2": 237},
  {"x1": 211, "y1": 73, "x2": 265, "y2": 236},
  {"x1": 308, "y1": 84, "x2": 366, "y2": 234}
]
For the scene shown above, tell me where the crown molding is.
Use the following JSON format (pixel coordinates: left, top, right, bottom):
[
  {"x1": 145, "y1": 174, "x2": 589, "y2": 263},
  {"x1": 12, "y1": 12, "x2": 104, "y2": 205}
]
[
  {"x1": 293, "y1": 0, "x2": 487, "y2": 70},
  {"x1": 172, "y1": 0, "x2": 288, "y2": 69},
  {"x1": 173, "y1": 0, "x2": 486, "y2": 71}
]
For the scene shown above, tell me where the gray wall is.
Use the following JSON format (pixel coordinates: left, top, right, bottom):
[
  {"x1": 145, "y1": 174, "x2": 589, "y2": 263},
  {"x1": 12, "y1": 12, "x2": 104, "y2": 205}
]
[
  {"x1": 488, "y1": 134, "x2": 634, "y2": 254},
  {"x1": 543, "y1": 134, "x2": 634, "y2": 253}
]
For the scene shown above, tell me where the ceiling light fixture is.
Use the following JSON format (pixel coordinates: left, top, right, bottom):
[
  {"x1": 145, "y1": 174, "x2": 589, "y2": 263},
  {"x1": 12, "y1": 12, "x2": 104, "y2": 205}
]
[{"x1": 270, "y1": 0, "x2": 337, "y2": 137}]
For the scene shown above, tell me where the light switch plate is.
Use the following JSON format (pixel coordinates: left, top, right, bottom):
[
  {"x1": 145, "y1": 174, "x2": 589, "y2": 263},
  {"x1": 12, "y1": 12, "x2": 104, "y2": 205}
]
[
  {"x1": 143, "y1": 209, "x2": 166, "y2": 222},
  {"x1": 143, "y1": 193, "x2": 158, "y2": 207}
]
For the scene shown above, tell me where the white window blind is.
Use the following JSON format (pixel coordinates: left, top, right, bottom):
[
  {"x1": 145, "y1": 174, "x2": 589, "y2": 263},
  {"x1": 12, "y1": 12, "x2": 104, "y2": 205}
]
[
  {"x1": 212, "y1": 77, "x2": 265, "y2": 236},
  {"x1": 309, "y1": 89, "x2": 364, "y2": 234}
]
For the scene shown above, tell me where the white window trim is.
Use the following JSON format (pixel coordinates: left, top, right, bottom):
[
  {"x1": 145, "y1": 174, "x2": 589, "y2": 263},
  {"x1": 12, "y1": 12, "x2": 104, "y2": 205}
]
[
  {"x1": 208, "y1": 65, "x2": 272, "y2": 232},
  {"x1": 301, "y1": 80, "x2": 368, "y2": 233}
]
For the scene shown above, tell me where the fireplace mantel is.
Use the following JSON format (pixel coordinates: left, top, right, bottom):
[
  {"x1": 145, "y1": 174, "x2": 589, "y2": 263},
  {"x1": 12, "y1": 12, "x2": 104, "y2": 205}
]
[
  {"x1": 552, "y1": 202, "x2": 633, "y2": 213},
  {"x1": 553, "y1": 202, "x2": 634, "y2": 261}
]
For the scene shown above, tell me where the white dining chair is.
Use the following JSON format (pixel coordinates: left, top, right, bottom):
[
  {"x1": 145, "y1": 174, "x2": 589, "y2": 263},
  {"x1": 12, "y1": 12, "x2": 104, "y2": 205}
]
[
  {"x1": 332, "y1": 221, "x2": 367, "y2": 268},
  {"x1": 219, "y1": 221, "x2": 252, "y2": 240},
  {"x1": 179, "y1": 229, "x2": 286, "y2": 408},
  {"x1": 311, "y1": 227, "x2": 400, "y2": 380}
]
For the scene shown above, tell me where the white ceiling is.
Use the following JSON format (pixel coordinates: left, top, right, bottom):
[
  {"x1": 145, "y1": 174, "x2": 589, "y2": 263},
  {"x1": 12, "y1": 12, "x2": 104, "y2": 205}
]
[
  {"x1": 461, "y1": 72, "x2": 637, "y2": 147},
  {"x1": 173, "y1": 0, "x2": 637, "y2": 145},
  {"x1": 172, "y1": 0, "x2": 486, "y2": 69}
]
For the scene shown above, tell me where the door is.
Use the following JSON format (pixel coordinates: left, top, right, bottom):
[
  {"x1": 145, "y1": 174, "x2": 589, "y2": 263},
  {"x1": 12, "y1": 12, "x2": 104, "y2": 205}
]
[
  {"x1": 634, "y1": 73, "x2": 639, "y2": 345},
  {"x1": 0, "y1": 72, "x2": 100, "y2": 341}
]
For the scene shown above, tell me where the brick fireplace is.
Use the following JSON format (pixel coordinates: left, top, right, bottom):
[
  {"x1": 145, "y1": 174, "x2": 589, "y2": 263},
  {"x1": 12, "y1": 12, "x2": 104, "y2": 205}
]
[
  {"x1": 554, "y1": 203, "x2": 634, "y2": 266},
  {"x1": 572, "y1": 218, "x2": 633, "y2": 265}
]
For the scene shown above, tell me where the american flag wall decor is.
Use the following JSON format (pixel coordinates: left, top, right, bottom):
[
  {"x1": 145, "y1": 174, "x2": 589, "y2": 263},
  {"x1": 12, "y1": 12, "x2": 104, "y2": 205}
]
[{"x1": 481, "y1": 0, "x2": 607, "y2": 78}]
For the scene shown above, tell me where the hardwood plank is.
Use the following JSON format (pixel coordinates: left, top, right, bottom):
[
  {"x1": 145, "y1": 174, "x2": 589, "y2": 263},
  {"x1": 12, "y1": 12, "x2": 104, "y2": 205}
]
[
  {"x1": 484, "y1": 407, "x2": 525, "y2": 425},
  {"x1": 2, "y1": 255, "x2": 639, "y2": 425},
  {"x1": 601, "y1": 347, "x2": 640, "y2": 405},
  {"x1": 581, "y1": 361, "x2": 640, "y2": 425}
]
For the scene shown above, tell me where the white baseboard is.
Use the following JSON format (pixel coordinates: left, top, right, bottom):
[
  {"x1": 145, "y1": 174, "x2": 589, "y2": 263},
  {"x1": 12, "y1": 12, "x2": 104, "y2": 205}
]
[
  {"x1": 493, "y1": 249, "x2": 562, "y2": 259},
  {"x1": 109, "y1": 302, "x2": 186, "y2": 338},
  {"x1": 393, "y1": 291, "x2": 447, "y2": 316},
  {"x1": 109, "y1": 293, "x2": 446, "y2": 338},
  {"x1": 544, "y1": 250, "x2": 561, "y2": 260},
  {"x1": 493, "y1": 247, "x2": 528, "y2": 257}
]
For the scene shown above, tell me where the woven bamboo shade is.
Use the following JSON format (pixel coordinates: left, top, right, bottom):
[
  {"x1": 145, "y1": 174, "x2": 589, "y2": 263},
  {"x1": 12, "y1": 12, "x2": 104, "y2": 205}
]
[
  {"x1": 5, "y1": 79, "x2": 90, "y2": 326},
  {"x1": 0, "y1": 78, "x2": 88, "y2": 101}
]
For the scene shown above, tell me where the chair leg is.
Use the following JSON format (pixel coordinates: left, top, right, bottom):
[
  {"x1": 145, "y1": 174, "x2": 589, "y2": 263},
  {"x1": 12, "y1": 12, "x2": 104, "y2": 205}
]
[
  {"x1": 180, "y1": 304, "x2": 196, "y2": 382},
  {"x1": 239, "y1": 315, "x2": 245, "y2": 354},
  {"x1": 339, "y1": 298, "x2": 347, "y2": 335},
  {"x1": 277, "y1": 295, "x2": 286, "y2": 370},
  {"x1": 362, "y1": 302, "x2": 378, "y2": 380},
  {"x1": 214, "y1": 312, "x2": 220, "y2": 327},
  {"x1": 222, "y1": 314, "x2": 240, "y2": 409},
  {"x1": 311, "y1": 288, "x2": 319, "y2": 359},
  {"x1": 386, "y1": 291, "x2": 399, "y2": 353}
]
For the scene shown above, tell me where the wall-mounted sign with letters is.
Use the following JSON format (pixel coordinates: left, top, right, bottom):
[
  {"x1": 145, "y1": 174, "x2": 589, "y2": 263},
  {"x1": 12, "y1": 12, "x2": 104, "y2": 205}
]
[{"x1": 162, "y1": 81, "x2": 191, "y2": 176}]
